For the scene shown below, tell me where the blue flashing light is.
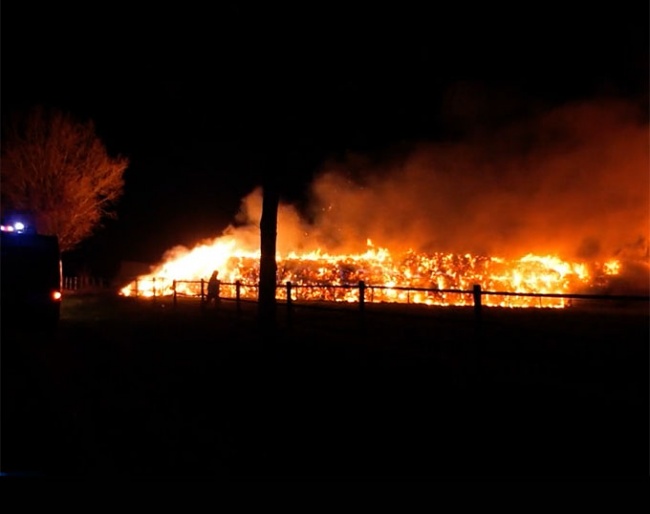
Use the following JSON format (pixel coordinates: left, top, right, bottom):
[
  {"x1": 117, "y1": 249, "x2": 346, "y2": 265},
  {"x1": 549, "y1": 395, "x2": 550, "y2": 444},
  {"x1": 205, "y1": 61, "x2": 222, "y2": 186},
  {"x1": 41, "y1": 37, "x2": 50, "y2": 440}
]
[{"x1": 1, "y1": 220, "x2": 35, "y2": 234}]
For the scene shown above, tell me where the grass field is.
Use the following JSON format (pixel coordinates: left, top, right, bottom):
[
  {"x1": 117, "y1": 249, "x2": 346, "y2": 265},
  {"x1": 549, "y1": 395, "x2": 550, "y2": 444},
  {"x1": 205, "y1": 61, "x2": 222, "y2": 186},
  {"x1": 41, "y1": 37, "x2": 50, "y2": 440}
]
[{"x1": 2, "y1": 291, "x2": 648, "y2": 477}]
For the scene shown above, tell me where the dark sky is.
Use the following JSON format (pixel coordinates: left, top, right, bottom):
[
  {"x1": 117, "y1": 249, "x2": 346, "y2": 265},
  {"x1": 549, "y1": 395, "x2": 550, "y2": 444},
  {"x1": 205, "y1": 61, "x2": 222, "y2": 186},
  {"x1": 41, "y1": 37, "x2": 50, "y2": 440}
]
[{"x1": 2, "y1": 2, "x2": 648, "y2": 274}]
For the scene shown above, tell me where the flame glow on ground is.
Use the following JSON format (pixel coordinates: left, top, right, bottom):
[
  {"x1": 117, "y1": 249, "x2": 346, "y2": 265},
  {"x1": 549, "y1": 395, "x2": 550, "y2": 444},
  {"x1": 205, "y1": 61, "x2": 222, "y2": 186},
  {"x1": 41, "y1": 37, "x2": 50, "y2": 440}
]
[{"x1": 119, "y1": 239, "x2": 626, "y2": 308}]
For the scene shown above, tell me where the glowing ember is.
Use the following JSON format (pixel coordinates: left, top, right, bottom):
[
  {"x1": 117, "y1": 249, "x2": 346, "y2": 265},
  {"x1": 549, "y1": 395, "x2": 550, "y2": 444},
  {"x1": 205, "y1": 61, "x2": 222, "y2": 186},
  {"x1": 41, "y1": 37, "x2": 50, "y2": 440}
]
[
  {"x1": 603, "y1": 260, "x2": 621, "y2": 275},
  {"x1": 119, "y1": 239, "x2": 628, "y2": 308}
]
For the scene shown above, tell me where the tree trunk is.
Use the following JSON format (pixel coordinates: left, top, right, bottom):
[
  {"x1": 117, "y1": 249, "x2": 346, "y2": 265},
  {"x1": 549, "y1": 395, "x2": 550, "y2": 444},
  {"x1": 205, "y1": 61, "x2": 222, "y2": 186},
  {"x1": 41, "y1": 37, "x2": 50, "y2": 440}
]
[{"x1": 258, "y1": 170, "x2": 279, "y2": 334}]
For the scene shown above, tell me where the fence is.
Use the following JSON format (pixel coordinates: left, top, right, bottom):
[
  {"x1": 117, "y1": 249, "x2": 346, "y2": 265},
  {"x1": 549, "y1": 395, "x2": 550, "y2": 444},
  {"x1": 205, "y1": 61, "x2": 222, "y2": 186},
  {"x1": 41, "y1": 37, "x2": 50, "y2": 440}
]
[
  {"x1": 121, "y1": 278, "x2": 650, "y2": 324},
  {"x1": 63, "y1": 276, "x2": 111, "y2": 291}
]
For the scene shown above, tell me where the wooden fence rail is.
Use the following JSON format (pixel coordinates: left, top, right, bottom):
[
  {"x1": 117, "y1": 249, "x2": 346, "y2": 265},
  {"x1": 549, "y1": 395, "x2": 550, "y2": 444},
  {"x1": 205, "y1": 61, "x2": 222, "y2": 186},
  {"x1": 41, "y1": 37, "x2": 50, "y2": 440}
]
[
  {"x1": 123, "y1": 278, "x2": 650, "y2": 326},
  {"x1": 63, "y1": 276, "x2": 110, "y2": 291}
]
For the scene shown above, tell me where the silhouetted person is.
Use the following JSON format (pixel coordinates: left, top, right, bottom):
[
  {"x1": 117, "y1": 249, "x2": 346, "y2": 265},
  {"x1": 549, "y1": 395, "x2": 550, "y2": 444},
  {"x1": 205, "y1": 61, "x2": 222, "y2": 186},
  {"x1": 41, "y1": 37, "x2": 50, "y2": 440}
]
[{"x1": 206, "y1": 270, "x2": 220, "y2": 306}]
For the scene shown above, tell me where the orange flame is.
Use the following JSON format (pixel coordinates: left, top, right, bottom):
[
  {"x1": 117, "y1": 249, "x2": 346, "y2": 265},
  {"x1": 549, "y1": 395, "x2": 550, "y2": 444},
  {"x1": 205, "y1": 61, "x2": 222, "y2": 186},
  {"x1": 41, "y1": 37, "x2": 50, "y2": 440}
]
[{"x1": 119, "y1": 238, "x2": 627, "y2": 308}]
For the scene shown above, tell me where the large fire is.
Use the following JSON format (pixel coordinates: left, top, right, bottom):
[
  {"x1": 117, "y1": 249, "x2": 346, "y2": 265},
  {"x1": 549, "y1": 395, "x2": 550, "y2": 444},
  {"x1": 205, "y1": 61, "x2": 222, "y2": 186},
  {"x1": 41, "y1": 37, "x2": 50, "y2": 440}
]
[
  {"x1": 120, "y1": 98, "x2": 649, "y2": 308},
  {"x1": 119, "y1": 238, "x2": 627, "y2": 308}
]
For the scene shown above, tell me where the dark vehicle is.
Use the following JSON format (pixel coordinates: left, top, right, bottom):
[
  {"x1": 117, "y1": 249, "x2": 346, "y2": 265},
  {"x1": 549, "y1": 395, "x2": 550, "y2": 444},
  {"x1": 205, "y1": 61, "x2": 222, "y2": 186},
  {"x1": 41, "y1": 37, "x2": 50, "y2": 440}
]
[{"x1": 1, "y1": 223, "x2": 62, "y2": 333}]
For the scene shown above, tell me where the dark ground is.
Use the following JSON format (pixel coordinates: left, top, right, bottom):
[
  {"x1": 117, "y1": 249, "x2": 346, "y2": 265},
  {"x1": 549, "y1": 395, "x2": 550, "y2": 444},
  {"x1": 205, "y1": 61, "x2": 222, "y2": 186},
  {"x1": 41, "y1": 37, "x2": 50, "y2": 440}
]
[{"x1": 1, "y1": 293, "x2": 648, "y2": 478}]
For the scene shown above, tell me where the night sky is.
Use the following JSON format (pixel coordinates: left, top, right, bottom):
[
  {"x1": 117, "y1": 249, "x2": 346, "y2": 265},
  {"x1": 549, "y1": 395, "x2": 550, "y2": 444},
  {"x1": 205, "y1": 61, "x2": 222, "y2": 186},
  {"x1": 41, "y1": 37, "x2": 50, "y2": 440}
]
[{"x1": 2, "y1": 2, "x2": 648, "y2": 277}]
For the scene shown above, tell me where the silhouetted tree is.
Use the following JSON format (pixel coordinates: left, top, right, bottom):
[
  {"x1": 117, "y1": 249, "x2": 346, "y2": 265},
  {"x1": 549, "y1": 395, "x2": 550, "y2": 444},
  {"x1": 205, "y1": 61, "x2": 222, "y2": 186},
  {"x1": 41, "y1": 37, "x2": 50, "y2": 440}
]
[
  {"x1": 1, "y1": 106, "x2": 129, "y2": 252},
  {"x1": 258, "y1": 166, "x2": 279, "y2": 333}
]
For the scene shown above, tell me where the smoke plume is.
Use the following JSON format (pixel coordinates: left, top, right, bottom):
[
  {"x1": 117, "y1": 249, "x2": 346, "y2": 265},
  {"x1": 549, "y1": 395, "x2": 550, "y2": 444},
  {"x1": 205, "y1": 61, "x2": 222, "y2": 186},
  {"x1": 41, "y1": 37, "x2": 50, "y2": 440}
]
[
  {"x1": 234, "y1": 98, "x2": 648, "y2": 264},
  {"x1": 225, "y1": 97, "x2": 649, "y2": 293}
]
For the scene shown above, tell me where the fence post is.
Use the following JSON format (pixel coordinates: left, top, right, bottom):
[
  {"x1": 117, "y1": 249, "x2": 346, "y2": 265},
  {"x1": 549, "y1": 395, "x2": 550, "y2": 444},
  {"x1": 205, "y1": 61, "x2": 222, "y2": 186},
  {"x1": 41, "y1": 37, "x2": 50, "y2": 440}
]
[
  {"x1": 135, "y1": 278, "x2": 139, "y2": 298},
  {"x1": 473, "y1": 284, "x2": 482, "y2": 326},
  {"x1": 152, "y1": 277, "x2": 157, "y2": 304},
  {"x1": 286, "y1": 281, "x2": 293, "y2": 328},
  {"x1": 236, "y1": 280, "x2": 242, "y2": 318},
  {"x1": 359, "y1": 280, "x2": 366, "y2": 329},
  {"x1": 173, "y1": 280, "x2": 177, "y2": 309},
  {"x1": 359, "y1": 281, "x2": 366, "y2": 310}
]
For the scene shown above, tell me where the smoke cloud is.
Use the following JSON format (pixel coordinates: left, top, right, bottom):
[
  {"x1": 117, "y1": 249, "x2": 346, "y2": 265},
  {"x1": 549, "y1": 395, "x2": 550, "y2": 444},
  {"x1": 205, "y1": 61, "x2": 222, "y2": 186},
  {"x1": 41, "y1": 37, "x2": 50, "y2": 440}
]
[
  {"x1": 220, "y1": 97, "x2": 650, "y2": 294},
  {"x1": 233, "y1": 98, "x2": 648, "y2": 264}
]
